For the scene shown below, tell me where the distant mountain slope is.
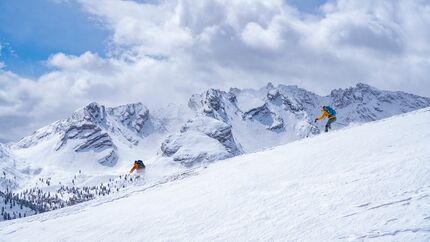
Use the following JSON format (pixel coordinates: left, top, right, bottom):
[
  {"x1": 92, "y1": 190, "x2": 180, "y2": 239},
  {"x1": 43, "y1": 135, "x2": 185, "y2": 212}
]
[
  {"x1": 12, "y1": 102, "x2": 168, "y2": 166},
  {"x1": 1, "y1": 107, "x2": 429, "y2": 241},
  {"x1": 1, "y1": 83, "x2": 429, "y2": 183}
]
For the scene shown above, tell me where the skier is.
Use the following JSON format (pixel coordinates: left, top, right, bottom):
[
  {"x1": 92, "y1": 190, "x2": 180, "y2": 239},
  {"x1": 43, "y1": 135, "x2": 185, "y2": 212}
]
[
  {"x1": 129, "y1": 160, "x2": 146, "y2": 174},
  {"x1": 315, "y1": 106, "x2": 337, "y2": 132}
]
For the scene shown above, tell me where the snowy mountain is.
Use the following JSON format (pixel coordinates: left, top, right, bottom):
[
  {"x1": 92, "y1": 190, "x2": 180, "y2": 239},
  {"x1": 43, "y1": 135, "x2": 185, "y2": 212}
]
[
  {"x1": 176, "y1": 82, "x2": 430, "y2": 155},
  {"x1": 1, "y1": 83, "x2": 430, "y2": 222},
  {"x1": 1, "y1": 82, "x2": 429, "y2": 179},
  {"x1": 330, "y1": 83, "x2": 430, "y2": 122},
  {"x1": 13, "y1": 102, "x2": 171, "y2": 166},
  {"x1": 161, "y1": 115, "x2": 242, "y2": 166},
  {"x1": 4, "y1": 102, "x2": 190, "y2": 175},
  {"x1": 1, "y1": 107, "x2": 429, "y2": 241}
]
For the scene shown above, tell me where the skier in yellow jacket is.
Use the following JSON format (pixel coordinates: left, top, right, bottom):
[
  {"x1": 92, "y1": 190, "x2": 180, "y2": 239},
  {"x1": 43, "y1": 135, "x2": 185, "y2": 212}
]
[{"x1": 315, "y1": 106, "x2": 337, "y2": 132}]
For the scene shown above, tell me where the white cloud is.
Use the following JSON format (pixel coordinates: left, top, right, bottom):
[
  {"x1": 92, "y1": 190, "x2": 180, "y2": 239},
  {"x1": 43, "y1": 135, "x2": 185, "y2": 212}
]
[
  {"x1": 48, "y1": 51, "x2": 114, "y2": 71},
  {"x1": 1, "y1": 0, "x2": 430, "y2": 141},
  {"x1": 79, "y1": 0, "x2": 193, "y2": 56},
  {"x1": 241, "y1": 20, "x2": 283, "y2": 50}
]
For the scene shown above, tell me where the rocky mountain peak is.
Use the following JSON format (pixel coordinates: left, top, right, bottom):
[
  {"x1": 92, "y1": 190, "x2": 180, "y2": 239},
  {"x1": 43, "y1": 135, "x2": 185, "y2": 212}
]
[
  {"x1": 266, "y1": 82, "x2": 275, "y2": 90},
  {"x1": 107, "y1": 102, "x2": 150, "y2": 134},
  {"x1": 82, "y1": 102, "x2": 107, "y2": 124}
]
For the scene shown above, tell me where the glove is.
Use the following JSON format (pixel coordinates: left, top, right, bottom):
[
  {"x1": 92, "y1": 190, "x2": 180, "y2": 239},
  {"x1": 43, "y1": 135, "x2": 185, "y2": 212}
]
[{"x1": 314, "y1": 118, "x2": 317, "y2": 123}]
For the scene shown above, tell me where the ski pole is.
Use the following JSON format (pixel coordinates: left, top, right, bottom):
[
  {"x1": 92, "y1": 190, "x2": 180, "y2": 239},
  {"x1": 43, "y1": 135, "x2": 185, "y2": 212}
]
[{"x1": 336, "y1": 122, "x2": 348, "y2": 126}]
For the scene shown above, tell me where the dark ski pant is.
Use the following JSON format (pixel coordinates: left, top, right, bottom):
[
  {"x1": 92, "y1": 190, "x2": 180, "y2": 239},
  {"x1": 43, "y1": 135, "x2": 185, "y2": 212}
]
[{"x1": 325, "y1": 117, "x2": 336, "y2": 132}]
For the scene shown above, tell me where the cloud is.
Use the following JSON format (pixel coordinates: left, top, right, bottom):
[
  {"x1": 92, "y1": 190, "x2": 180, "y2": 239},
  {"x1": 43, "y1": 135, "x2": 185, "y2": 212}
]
[
  {"x1": 48, "y1": 52, "x2": 109, "y2": 71},
  {"x1": 241, "y1": 21, "x2": 284, "y2": 50},
  {"x1": 1, "y1": 0, "x2": 430, "y2": 141}
]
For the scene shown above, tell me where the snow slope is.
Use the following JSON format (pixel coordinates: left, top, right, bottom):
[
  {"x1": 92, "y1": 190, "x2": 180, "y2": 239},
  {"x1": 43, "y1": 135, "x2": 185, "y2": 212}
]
[{"x1": 1, "y1": 108, "x2": 429, "y2": 241}]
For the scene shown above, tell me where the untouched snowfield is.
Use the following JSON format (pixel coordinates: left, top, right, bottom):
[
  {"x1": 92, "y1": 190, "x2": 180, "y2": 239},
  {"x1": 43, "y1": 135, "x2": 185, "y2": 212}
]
[{"x1": 1, "y1": 108, "x2": 430, "y2": 241}]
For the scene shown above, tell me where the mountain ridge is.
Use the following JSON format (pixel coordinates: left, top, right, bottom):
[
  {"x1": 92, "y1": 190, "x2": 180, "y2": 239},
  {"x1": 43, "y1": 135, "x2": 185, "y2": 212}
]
[{"x1": 1, "y1": 82, "x2": 430, "y2": 190}]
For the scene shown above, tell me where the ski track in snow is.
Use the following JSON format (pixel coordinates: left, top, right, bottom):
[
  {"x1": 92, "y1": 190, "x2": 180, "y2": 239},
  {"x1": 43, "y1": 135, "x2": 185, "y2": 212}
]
[{"x1": 1, "y1": 108, "x2": 430, "y2": 241}]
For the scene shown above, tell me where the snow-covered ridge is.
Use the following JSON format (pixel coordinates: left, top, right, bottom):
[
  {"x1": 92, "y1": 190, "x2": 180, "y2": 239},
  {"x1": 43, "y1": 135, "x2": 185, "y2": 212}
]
[
  {"x1": 330, "y1": 83, "x2": 430, "y2": 122},
  {"x1": 11, "y1": 102, "x2": 168, "y2": 167}
]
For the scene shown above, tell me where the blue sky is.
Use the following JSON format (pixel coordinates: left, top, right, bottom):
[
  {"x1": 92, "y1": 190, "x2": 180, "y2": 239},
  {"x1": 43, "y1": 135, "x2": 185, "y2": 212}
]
[
  {"x1": 286, "y1": 0, "x2": 328, "y2": 13},
  {"x1": 0, "y1": 0, "x2": 110, "y2": 77},
  {"x1": 0, "y1": 0, "x2": 326, "y2": 78}
]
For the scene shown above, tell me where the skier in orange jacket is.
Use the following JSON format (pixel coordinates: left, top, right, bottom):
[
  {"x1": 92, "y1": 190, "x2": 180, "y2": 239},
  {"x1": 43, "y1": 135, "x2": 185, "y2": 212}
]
[{"x1": 130, "y1": 160, "x2": 146, "y2": 173}]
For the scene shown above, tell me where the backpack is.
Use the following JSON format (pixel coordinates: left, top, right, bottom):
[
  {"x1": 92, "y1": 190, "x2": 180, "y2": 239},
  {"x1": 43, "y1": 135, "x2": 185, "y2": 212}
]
[
  {"x1": 324, "y1": 106, "x2": 336, "y2": 117},
  {"x1": 136, "y1": 160, "x2": 145, "y2": 169}
]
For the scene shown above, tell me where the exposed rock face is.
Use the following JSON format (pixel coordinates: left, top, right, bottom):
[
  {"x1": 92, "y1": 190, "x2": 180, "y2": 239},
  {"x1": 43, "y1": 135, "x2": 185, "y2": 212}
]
[
  {"x1": 12, "y1": 102, "x2": 159, "y2": 167},
  {"x1": 330, "y1": 83, "x2": 430, "y2": 123},
  {"x1": 189, "y1": 89, "x2": 232, "y2": 123},
  {"x1": 161, "y1": 116, "x2": 242, "y2": 166},
  {"x1": 187, "y1": 83, "x2": 324, "y2": 149},
  {"x1": 83, "y1": 102, "x2": 107, "y2": 124},
  {"x1": 98, "y1": 150, "x2": 118, "y2": 167},
  {"x1": 107, "y1": 103, "x2": 150, "y2": 134},
  {"x1": 243, "y1": 104, "x2": 285, "y2": 132},
  {"x1": 180, "y1": 116, "x2": 241, "y2": 155}
]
